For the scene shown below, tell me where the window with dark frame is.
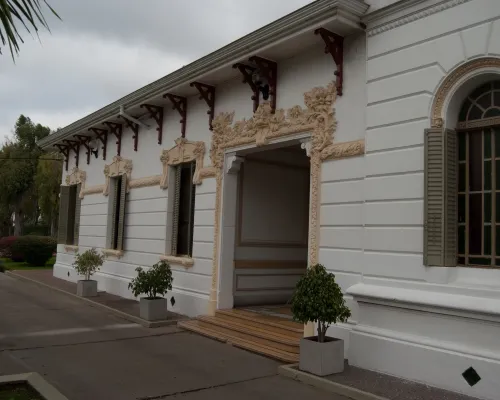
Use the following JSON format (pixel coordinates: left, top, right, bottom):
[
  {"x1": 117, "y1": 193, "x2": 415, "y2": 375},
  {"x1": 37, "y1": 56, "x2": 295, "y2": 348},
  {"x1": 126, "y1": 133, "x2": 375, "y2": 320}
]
[
  {"x1": 58, "y1": 184, "x2": 81, "y2": 245},
  {"x1": 457, "y1": 81, "x2": 500, "y2": 267},
  {"x1": 106, "y1": 174, "x2": 128, "y2": 251},
  {"x1": 172, "y1": 162, "x2": 196, "y2": 257}
]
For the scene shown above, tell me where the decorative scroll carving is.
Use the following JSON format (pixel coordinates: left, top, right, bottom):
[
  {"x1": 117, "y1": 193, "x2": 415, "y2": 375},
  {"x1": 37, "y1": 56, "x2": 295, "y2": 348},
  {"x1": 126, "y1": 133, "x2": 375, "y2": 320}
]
[
  {"x1": 321, "y1": 139, "x2": 365, "y2": 160},
  {"x1": 64, "y1": 167, "x2": 87, "y2": 199},
  {"x1": 431, "y1": 57, "x2": 500, "y2": 128},
  {"x1": 102, "y1": 249, "x2": 123, "y2": 259},
  {"x1": 82, "y1": 185, "x2": 105, "y2": 196},
  {"x1": 103, "y1": 156, "x2": 132, "y2": 196},
  {"x1": 160, "y1": 254, "x2": 194, "y2": 267},
  {"x1": 210, "y1": 81, "x2": 337, "y2": 170},
  {"x1": 160, "y1": 138, "x2": 205, "y2": 189},
  {"x1": 64, "y1": 245, "x2": 78, "y2": 252},
  {"x1": 129, "y1": 175, "x2": 162, "y2": 189}
]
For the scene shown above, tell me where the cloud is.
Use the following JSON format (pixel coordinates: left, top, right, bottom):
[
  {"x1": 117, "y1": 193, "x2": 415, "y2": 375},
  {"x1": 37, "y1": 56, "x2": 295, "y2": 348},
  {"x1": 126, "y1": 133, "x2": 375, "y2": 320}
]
[{"x1": 0, "y1": 0, "x2": 312, "y2": 140}]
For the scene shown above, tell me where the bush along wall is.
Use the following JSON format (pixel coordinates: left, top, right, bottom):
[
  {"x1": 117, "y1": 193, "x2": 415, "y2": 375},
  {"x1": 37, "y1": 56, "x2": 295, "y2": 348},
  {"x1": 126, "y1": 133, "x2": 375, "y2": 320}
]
[{"x1": 11, "y1": 236, "x2": 56, "y2": 266}]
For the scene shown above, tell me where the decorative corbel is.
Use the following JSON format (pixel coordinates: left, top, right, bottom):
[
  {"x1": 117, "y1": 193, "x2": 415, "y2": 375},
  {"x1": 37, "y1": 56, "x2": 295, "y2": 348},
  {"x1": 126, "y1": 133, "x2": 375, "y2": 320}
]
[
  {"x1": 232, "y1": 63, "x2": 259, "y2": 112},
  {"x1": 315, "y1": 28, "x2": 344, "y2": 96},
  {"x1": 120, "y1": 116, "x2": 140, "y2": 152},
  {"x1": 190, "y1": 82, "x2": 216, "y2": 130},
  {"x1": 74, "y1": 135, "x2": 92, "y2": 165},
  {"x1": 248, "y1": 56, "x2": 277, "y2": 114},
  {"x1": 163, "y1": 94, "x2": 187, "y2": 138},
  {"x1": 104, "y1": 122, "x2": 123, "y2": 156},
  {"x1": 54, "y1": 144, "x2": 69, "y2": 171},
  {"x1": 88, "y1": 128, "x2": 108, "y2": 160},
  {"x1": 226, "y1": 155, "x2": 244, "y2": 174},
  {"x1": 140, "y1": 104, "x2": 164, "y2": 145},
  {"x1": 63, "y1": 139, "x2": 80, "y2": 168},
  {"x1": 300, "y1": 139, "x2": 312, "y2": 158}
]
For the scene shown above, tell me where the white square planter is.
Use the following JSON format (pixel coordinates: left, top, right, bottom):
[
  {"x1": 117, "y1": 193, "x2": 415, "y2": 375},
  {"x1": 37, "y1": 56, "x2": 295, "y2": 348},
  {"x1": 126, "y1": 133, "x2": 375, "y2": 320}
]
[
  {"x1": 76, "y1": 280, "x2": 98, "y2": 297},
  {"x1": 140, "y1": 297, "x2": 167, "y2": 321},
  {"x1": 299, "y1": 336, "x2": 344, "y2": 376}
]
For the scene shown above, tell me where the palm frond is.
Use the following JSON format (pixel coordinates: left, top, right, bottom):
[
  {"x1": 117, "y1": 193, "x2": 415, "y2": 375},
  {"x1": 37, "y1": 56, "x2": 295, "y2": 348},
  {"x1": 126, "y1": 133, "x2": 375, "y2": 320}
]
[{"x1": 0, "y1": 0, "x2": 60, "y2": 61}]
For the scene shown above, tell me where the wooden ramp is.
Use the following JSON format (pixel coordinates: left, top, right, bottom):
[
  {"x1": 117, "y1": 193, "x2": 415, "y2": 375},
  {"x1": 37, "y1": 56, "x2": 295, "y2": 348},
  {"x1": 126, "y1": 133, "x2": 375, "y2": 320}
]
[{"x1": 178, "y1": 308, "x2": 303, "y2": 363}]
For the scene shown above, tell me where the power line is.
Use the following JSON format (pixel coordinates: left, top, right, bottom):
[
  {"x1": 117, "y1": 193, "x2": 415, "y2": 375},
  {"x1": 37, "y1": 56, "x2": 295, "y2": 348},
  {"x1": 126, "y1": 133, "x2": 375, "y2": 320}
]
[{"x1": 0, "y1": 157, "x2": 62, "y2": 161}]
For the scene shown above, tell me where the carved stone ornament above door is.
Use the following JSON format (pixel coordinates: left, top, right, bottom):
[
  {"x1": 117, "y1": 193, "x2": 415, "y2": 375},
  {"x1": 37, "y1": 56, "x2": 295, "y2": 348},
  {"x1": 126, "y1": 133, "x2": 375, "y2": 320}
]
[
  {"x1": 205, "y1": 81, "x2": 365, "y2": 315},
  {"x1": 103, "y1": 155, "x2": 132, "y2": 196},
  {"x1": 160, "y1": 137, "x2": 206, "y2": 189},
  {"x1": 64, "y1": 167, "x2": 87, "y2": 199}
]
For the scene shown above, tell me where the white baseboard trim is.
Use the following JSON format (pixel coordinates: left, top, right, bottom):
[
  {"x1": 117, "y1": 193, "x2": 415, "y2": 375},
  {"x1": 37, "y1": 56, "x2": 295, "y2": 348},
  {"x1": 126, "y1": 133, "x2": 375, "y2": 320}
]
[
  {"x1": 349, "y1": 329, "x2": 500, "y2": 400},
  {"x1": 53, "y1": 263, "x2": 208, "y2": 318}
]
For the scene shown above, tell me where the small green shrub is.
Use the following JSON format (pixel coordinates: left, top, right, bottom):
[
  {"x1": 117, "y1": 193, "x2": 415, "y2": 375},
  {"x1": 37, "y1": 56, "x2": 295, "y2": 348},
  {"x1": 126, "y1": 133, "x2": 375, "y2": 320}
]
[
  {"x1": 128, "y1": 260, "x2": 173, "y2": 299},
  {"x1": 291, "y1": 264, "x2": 351, "y2": 343},
  {"x1": 11, "y1": 236, "x2": 56, "y2": 266},
  {"x1": 72, "y1": 248, "x2": 105, "y2": 280}
]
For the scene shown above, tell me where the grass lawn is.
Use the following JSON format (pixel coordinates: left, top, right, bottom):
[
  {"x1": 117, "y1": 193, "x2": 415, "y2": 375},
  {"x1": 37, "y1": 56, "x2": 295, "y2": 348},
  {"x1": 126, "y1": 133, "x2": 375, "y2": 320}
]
[
  {"x1": 0, "y1": 383, "x2": 44, "y2": 400},
  {"x1": 0, "y1": 256, "x2": 55, "y2": 271}
]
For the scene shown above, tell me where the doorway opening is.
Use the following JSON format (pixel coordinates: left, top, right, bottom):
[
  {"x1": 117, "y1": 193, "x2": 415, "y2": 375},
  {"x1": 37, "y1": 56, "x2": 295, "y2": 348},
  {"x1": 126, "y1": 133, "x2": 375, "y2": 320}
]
[{"x1": 219, "y1": 141, "x2": 311, "y2": 317}]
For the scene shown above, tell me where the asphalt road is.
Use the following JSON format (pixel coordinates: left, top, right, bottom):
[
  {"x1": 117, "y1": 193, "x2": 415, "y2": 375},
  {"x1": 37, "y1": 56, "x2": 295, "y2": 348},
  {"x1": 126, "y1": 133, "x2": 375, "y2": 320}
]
[{"x1": 0, "y1": 273, "x2": 348, "y2": 400}]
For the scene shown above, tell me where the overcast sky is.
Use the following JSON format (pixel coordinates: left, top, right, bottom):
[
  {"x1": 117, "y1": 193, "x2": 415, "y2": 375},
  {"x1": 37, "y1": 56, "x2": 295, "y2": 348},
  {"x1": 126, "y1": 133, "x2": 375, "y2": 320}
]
[{"x1": 0, "y1": 0, "x2": 313, "y2": 142}]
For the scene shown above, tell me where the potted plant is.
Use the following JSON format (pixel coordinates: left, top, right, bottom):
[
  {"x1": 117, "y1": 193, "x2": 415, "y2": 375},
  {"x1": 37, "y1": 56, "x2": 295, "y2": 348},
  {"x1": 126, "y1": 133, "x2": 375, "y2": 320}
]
[
  {"x1": 72, "y1": 248, "x2": 104, "y2": 297},
  {"x1": 128, "y1": 260, "x2": 173, "y2": 321},
  {"x1": 291, "y1": 264, "x2": 351, "y2": 376}
]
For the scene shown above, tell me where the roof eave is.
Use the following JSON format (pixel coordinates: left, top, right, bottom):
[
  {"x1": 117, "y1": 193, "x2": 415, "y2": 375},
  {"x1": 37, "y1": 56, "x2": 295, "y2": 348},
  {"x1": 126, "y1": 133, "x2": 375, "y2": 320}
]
[{"x1": 38, "y1": 0, "x2": 369, "y2": 150}]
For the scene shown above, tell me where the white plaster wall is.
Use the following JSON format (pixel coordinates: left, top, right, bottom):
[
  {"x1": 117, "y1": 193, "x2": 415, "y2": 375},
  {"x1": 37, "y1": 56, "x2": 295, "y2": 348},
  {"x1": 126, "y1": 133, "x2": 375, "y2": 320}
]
[
  {"x1": 55, "y1": 32, "x2": 365, "y2": 317},
  {"x1": 346, "y1": 1, "x2": 500, "y2": 398},
  {"x1": 234, "y1": 160, "x2": 309, "y2": 261}
]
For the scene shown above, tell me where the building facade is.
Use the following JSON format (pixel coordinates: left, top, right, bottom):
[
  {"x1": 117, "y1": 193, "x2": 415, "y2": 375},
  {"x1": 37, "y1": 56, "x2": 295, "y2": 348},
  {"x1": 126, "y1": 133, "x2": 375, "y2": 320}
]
[{"x1": 39, "y1": 0, "x2": 500, "y2": 398}]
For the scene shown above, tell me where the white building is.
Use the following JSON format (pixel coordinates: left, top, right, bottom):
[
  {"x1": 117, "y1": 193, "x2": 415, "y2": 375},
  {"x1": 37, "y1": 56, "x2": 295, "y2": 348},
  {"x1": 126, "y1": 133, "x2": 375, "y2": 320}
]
[{"x1": 38, "y1": 0, "x2": 500, "y2": 398}]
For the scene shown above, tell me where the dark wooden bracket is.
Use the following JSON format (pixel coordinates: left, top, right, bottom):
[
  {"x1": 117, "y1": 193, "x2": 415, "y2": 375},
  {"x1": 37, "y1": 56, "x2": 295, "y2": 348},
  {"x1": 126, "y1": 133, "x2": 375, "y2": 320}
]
[
  {"x1": 120, "y1": 116, "x2": 140, "y2": 152},
  {"x1": 54, "y1": 144, "x2": 69, "y2": 171},
  {"x1": 249, "y1": 56, "x2": 277, "y2": 114},
  {"x1": 233, "y1": 63, "x2": 259, "y2": 112},
  {"x1": 190, "y1": 82, "x2": 216, "y2": 130},
  {"x1": 163, "y1": 94, "x2": 187, "y2": 138},
  {"x1": 140, "y1": 104, "x2": 164, "y2": 145},
  {"x1": 74, "y1": 135, "x2": 92, "y2": 165},
  {"x1": 315, "y1": 28, "x2": 344, "y2": 96},
  {"x1": 104, "y1": 122, "x2": 123, "y2": 156},
  {"x1": 63, "y1": 139, "x2": 80, "y2": 168},
  {"x1": 88, "y1": 128, "x2": 108, "y2": 160}
]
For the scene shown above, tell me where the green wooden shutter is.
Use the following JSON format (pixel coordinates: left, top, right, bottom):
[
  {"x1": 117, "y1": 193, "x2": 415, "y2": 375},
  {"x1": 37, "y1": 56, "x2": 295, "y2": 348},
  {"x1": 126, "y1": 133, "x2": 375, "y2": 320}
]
[
  {"x1": 171, "y1": 166, "x2": 181, "y2": 255},
  {"x1": 424, "y1": 128, "x2": 457, "y2": 266},
  {"x1": 116, "y1": 174, "x2": 127, "y2": 251},
  {"x1": 108, "y1": 176, "x2": 120, "y2": 249},
  {"x1": 58, "y1": 186, "x2": 71, "y2": 244},
  {"x1": 187, "y1": 162, "x2": 196, "y2": 257},
  {"x1": 73, "y1": 184, "x2": 82, "y2": 246}
]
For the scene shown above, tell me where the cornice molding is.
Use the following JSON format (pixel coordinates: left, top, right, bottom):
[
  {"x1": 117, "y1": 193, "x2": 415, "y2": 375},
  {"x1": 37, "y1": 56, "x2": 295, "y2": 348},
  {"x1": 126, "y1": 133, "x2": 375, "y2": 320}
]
[{"x1": 365, "y1": 0, "x2": 472, "y2": 37}]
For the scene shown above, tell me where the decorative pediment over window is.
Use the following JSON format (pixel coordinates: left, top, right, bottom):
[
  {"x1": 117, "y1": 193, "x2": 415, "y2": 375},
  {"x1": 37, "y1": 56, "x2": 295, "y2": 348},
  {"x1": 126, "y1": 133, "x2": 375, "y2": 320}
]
[
  {"x1": 103, "y1": 155, "x2": 132, "y2": 196},
  {"x1": 64, "y1": 167, "x2": 86, "y2": 199},
  {"x1": 160, "y1": 137, "x2": 205, "y2": 189}
]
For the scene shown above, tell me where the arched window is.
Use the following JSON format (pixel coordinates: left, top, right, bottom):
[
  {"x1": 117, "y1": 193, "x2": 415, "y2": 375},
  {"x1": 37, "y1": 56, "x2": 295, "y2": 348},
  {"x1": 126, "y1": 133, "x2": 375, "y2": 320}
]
[{"x1": 457, "y1": 81, "x2": 500, "y2": 267}]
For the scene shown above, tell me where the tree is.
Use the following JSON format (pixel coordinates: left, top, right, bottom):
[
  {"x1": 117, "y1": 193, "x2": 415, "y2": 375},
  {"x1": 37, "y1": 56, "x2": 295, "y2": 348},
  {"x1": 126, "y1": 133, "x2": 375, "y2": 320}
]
[
  {"x1": 0, "y1": 115, "x2": 51, "y2": 235},
  {"x1": 35, "y1": 152, "x2": 63, "y2": 236},
  {"x1": 0, "y1": 1, "x2": 60, "y2": 59}
]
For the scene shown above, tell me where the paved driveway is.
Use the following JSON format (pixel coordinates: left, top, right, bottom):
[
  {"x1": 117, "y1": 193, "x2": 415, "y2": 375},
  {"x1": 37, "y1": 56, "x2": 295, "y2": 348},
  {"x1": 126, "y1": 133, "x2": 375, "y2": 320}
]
[{"x1": 0, "y1": 273, "x2": 347, "y2": 400}]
